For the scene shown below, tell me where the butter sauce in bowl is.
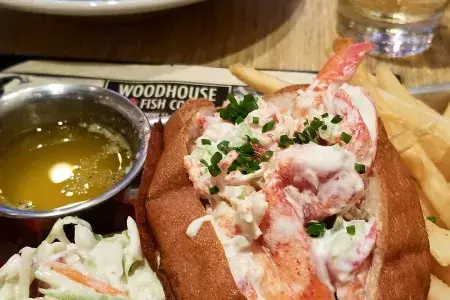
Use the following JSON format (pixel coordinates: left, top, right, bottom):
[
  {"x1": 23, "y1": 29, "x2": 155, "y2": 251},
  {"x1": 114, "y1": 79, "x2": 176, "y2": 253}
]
[{"x1": 0, "y1": 84, "x2": 150, "y2": 218}]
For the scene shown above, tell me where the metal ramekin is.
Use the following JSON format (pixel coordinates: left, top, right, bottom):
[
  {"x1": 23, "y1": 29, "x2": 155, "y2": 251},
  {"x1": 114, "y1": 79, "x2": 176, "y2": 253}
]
[{"x1": 0, "y1": 83, "x2": 150, "y2": 219}]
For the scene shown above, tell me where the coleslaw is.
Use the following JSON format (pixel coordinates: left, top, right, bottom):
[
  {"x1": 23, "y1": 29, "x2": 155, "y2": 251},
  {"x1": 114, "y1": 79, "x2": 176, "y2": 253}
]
[{"x1": 0, "y1": 216, "x2": 165, "y2": 300}]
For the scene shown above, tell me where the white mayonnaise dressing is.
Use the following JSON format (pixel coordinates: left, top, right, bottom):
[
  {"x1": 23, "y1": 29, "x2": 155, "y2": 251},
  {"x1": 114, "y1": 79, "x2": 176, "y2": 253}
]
[
  {"x1": 267, "y1": 144, "x2": 364, "y2": 219},
  {"x1": 340, "y1": 84, "x2": 377, "y2": 144},
  {"x1": 186, "y1": 215, "x2": 214, "y2": 238},
  {"x1": 209, "y1": 203, "x2": 266, "y2": 299},
  {"x1": 311, "y1": 218, "x2": 377, "y2": 292},
  {"x1": 185, "y1": 86, "x2": 377, "y2": 298}
]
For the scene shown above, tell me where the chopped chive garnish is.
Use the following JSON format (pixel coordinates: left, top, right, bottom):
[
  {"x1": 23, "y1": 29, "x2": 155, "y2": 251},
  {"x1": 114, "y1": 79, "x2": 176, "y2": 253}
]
[
  {"x1": 219, "y1": 93, "x2": 258, "y2": 124},
  {"x1": 294, "y1": 131, "x2": 309, "y2": 144},
  {"x1": 307, "y1": 126, "x2": 317, "y2": 139},
  {"x1": 354, "y1": 163, "x2": 366, "y2": 174},
  {"x1": 346, "y1": 225, "x2": 356, "y2": 236},
  {"x1": 253, "y1": 116, "x2": 259, "y2": 124},
  {"x1": 340, "y1": 132, "x2": 352, "y2": 144},
  {"x1": 293, "y1": 132, "x2": 302, "y2": 144},
  {"x1": 217, "y1": 140, "x2": 231, "y2": 154},
  {"x1": 310, "y1": 117, "x2": 324, "y2": 130},
  {"x1": 208, "y1": 164, "x2": 222, "y2": 177},
  {"x1": 235, "y1": 116, "x2": 244, "y2": 124},
  {"x1": 427, "y1": 216, "x2": 437, "y2": 224},
  {"x1": 260, "y1": 150, "x2": 274, "y2": 162},
  {"x1": 228, "y1": 93, "x2": 238, "y2": 106},
  {"x1": 201, "y1": 139, "x2": 211, "y2": 145},
  {"x1": 251, "y1": 137, "x2": 260, "y2": 144},
  {"x1": 321, "y1": 113, "x2": 329, "y2": 118},
  {"x1": 234, "y1": 153, "x2": 260, "y2": 174},
  {"x1": 227, "y1": 161, "x2": 239, "y2": 173},
  {"x1": 262, "y1": 120, "x2": 276, "y2": 133},
  {"x1": 239, "y1": 142, "x2": 254, "y2": 155},
  {"x1": 209, "y1": 186, "x2": 220, "y2": 195},
  {"x1": 200, "y1": 159, "x2": 209, "y2": 167},
  {"x1": 210, "y1": 152, "x2": 223, "y2": 165},
  {"x1": 279, "y1": 135, "x2": 294, "y2": 148},
  {"x1": 321, "y1": 125, "x2": 327, "y2": 130},
  {"x1": 306, "y1": 221, "x2": 326, "y2": 238},
  {"x1": 331, "y1": 115, "x2": 342, "y2": 124}
]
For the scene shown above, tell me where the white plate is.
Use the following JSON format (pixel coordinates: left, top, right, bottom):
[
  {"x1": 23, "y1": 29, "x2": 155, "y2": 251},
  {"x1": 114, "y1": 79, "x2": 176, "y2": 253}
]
[{"x1": 0, "y1": 0, "x2": 205, "y2": 16}]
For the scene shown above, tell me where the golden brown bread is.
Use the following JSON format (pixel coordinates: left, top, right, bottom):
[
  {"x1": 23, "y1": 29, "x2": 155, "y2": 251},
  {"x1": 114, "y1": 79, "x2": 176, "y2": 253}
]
[
  {"x1": 147, "y1": 187, "x2": 245, "y2": 300},
  {"x1": 364, "y1": 121, "x2": 430, "y2": 300},
  {"x1": 137, "y1": 85, "x2": 430, "y2": 299},
  {"x1": 135, "y1": 122, "x2": 164, "y2": 271},
  {"x1": 143, "y1": 99, "x2": 245, "y2": 300},
  {"x1": 147, "y1": 127, "x2": 193, "y2": 199},
  {"x1": 163, "y1": 98, "x2": 215, "y2": 146}
]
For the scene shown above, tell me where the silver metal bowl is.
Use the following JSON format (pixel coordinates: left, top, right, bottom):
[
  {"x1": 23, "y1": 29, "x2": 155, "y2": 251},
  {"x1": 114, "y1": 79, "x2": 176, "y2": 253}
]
[{"x1": 0, "y1": 83, "x2": 150, "y2": 218}]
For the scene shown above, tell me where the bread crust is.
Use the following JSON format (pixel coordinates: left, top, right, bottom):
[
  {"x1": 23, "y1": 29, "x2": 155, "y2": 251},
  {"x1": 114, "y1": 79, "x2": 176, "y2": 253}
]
[
  {"x1": 143, "y1": 99, "x2": 246, "y2": 300},
  {"x1": 147, "y1": 187, "x2": 245, "y2": 300},
  {"x1": 365, "y1": 122, "x2": 430, "y2": 300},
  {"x1": 135, "y1": 122, "x2": 164, "y2": 271}
]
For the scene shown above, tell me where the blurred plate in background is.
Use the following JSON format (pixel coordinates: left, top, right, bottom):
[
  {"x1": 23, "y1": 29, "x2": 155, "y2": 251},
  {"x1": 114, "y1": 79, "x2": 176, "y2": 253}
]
[{"x1": 0, "y1": 0, "x2": 205, "y2": 16}]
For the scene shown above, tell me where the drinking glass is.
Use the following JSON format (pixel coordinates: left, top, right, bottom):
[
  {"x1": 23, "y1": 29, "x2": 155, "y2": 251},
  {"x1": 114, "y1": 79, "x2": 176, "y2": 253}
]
[{"x1": 337, "y1": 0, "x2": 449, "y2": 57}]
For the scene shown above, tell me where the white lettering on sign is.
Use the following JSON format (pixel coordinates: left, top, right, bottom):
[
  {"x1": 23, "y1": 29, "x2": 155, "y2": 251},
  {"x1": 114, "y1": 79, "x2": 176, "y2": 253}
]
[
  {"x1": 155, "y1": 84, "x2": 166, "y2": 98},
  {"x1": 209, "y1": 88, "x2": 217, "y2": 101},
  {"x1": 177, "y1": 86, "x2": 188, "y2": 99},
  {"x1": 132, "y1": 85, "x2": 144, "y2": 98},
  {"x1": 119, "y1": 84, "x2": 134, "y2": 98},
  {"x1": 169, "y1": 100, "x2": 185, "y2": 110},
  {"x1": 144, "y1": 85, "x2": 155, "y2": 98},
  {"x1": 140, "y1": 99, "x2": 167, "y2": 110},
  {"x1": 166, "y1": 85, "x2": 177, "y2": 98},
  {"x1": 118, "y1": 83, "x2": 220, "y2": 102}
]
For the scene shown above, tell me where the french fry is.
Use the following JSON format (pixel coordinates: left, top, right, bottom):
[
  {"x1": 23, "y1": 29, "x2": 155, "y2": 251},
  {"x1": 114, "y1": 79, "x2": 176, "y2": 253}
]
[
  {"x1": 444, "y1": 102, "x2": 450, "y2": 119},
  {"x1": 376, "y1": 89, "x2": 450, "y2": 145},
  {"x1": 332, "y1": 38, "x2": 355, "y2": 52},
  {"x1": 432, "y1": 257, "x2": 450, "y2": 287},
  {"x1": 386, "y1": 125, "x2": 418, "y2": 153},
  {"x1": 348, "y1": 54, "x2": 450, "y2": 176},
  {"x1": 418, "y1": 134, "x2": 450, "y2": 171},
  {"x1": 429, "y1": 275, "x2": 450, "y2": 300},
  {"x1": 374, "y1": 66, "x2": 450, "y2": 177},
  {"x1": 228, "y1": 63, "x2": 290, "y2": 94},
  {"x1": 376, "y1": 89, "x2": 450, "y2": 178},
  {"x1": 426, "y1": 219, "x2": 450, "y2": 267},
  {"x1": 375, "y1": 64, "x2": 440, "y2": 116},
  {"x1": 416, "y1": 182, "x2": 446, "y2": 229},
  {"x1": 400, "y1": 144, "x2": 450, "y2": 228},
  {"x1": 436, "y1": 149, "x2": 450, "y2": 182}
]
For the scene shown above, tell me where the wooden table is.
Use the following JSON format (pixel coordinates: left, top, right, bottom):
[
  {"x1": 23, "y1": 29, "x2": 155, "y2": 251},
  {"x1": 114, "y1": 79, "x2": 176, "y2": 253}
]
[{"x1": 0, "y1": 0, "x2": 449, "y2": 87}]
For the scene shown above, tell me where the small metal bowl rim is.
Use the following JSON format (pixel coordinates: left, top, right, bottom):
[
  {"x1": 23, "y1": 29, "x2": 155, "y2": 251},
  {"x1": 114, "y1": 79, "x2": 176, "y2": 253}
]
[{"x1": 0, "y1": 84, "x2": 150, "y2": 219}]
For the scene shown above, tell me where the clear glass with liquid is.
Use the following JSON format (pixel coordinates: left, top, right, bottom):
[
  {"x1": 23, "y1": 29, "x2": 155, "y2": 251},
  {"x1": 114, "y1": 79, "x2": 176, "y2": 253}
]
[{"x1": 338, "y1": 0, "x2": 449, "y2": 57}]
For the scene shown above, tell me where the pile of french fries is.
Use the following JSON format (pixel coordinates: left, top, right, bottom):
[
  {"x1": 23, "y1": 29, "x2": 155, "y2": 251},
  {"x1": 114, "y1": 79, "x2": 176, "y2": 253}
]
[{"x1": 229, "y1": 49, "x2": 450, "y2": 299}]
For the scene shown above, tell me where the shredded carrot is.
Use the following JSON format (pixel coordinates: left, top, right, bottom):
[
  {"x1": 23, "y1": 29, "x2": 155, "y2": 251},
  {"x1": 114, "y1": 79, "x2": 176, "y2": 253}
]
[{"x1": 43, "y1": 261, "x2": 128, "y2": 297}]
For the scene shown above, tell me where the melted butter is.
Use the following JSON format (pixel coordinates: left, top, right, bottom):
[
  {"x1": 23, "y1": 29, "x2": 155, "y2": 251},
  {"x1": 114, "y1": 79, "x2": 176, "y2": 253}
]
[{"x1": 0, "y1": 121, "x2": 132, "y2": 210}]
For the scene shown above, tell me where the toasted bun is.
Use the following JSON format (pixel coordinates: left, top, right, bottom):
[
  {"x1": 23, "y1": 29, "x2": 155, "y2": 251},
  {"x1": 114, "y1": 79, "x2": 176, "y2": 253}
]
[
  {"x1": 137, "y1": 87, "x2": 430, "y2": 299},
  {"x1": 143, "y1": 99, "x2": 245, "y2": 300},
  {"x1": 363, "y1": 121, "x2": 430, "y2": 300}
]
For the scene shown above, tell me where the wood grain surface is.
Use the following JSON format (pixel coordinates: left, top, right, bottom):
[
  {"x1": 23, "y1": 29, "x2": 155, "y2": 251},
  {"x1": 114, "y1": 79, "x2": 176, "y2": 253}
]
[{"x1": 0, "y1": 0, "x2": 448, "y2": 87}]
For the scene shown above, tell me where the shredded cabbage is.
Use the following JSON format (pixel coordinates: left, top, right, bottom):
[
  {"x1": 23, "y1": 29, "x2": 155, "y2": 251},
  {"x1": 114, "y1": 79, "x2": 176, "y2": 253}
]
[{"x1": 0, "y1": 216, "x2": 165, "y2": 300}]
